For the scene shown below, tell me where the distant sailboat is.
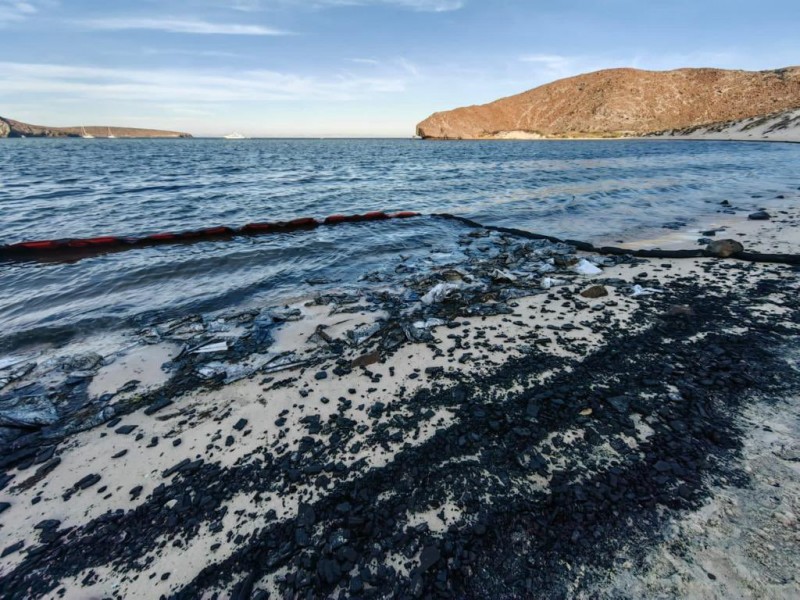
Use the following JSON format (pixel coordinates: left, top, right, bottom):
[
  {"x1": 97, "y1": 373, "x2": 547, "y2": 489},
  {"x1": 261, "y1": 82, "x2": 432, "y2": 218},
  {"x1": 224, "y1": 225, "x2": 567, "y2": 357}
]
[
  {"x1": 80, "y1": 126, "x2": 95, "y2": 139},
  {"x1": 107, "y1": 127, "x2": 116, "y2": 139},
  {"x1": 223, "y1": 132, "x2": 247, "y2": 140}
]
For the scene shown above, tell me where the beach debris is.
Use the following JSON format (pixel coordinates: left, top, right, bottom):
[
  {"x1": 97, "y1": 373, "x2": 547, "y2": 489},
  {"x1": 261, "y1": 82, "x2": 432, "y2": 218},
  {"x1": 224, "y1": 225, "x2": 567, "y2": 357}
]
[
  {"x1": 0, "y1": 393, "x2": 58, "y2": 429},
  {"x1": 580, "y1": 285, "x2": 609, "y2": 299},
  {"x1": 401, "y1": 322, "x2": 435, "y2": 343},
  {"x1": 0, "y1": 355, "x2": 36, "y2": 372},
  {"x1": 348, "y1": 322, "x2": 383, "y2": 346},
  {"x1": 748, "y1": 210, "x2": 771, "y2": 221},
  {"x1": 554, "y1": 255, "x2": 579, "y2": 267},
  {"x1": 413, "y1": 318, "x2": 447, "y2": 330},
  {"x1": 269, "y1": 307, "x2": 303, "y2": 322},
  {"x1": 421, "y1": 282, "x2": 463, "y2": 305},
  {"x1": 631, "y1": 284, "x2": 661, "y2": 297},
  {"x1": 261, "y1": 352, "x2": 309, "y2": 374},
  {"x1": 541, "y1": 277, "x2": 567, "y2": 290},
  {"x1": 706, "y1": 239, "x2": 744, "y2": 258},
  {"x1": 490, "y1": 269, "x2": 517, "y2": 283},
  {"x1": 59, "y1": 352, "x2": 103, "y2": 372},
  {"x1": 537, "y1": 262, "x2": 557, "y2": 274},
  {"x1": 574, "y1": 259, "x2": 603, "y2": 276},
  {"x1": 192, "y1": 341, "x2": 229, "y2": 354}
]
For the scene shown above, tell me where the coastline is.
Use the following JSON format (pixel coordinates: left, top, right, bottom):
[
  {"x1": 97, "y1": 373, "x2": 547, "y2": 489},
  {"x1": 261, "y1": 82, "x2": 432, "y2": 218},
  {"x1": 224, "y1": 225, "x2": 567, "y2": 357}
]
[{"x1": 2, "y1": 203, "x2": 799, "y2": 597}]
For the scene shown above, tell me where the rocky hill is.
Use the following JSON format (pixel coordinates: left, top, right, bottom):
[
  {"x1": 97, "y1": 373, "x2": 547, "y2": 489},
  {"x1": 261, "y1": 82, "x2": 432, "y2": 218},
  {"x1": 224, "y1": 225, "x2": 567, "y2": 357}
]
[
  {"x1": 0, "y1": 116, "x2": 192, "y2": 138},
  {"x1": 416, "y1": 67, "x2": 800, "y2": 140}
]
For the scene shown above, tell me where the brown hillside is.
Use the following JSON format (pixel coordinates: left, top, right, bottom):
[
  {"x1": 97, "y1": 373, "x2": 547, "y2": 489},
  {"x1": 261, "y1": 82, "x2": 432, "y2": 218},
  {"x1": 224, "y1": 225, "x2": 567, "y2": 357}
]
[
  {"x1": 0, "y1": 117, "x2": 192, "y2": 138},
  {"x1": 416, "y1": 67, "x2": 800, "y2": 139}
]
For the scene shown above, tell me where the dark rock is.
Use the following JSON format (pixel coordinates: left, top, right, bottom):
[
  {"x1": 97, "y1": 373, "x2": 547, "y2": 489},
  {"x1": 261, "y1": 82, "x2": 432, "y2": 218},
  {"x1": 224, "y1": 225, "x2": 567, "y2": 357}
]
[
  {"x1": 144, "y1": 398, "x2": 174, "y2": 416},
  {"x1": 352, "y1": 351, "x2": 380, "y2": 368},
  {"x1": 317, "y1": 558, "x2": 342, "y2": 585},
  {"x1": 420, "y1": 545, "x2": 441, "y2": 572},
  {"x1": 233, "y1": 418, "x2": 248, "y2": 431},
  {"x1": 2, "y1": 541, "x2": 24, "y2": 557},
  {"x1": 748, "y1": 210, "x2": 770, "y2": 221},
  {"x1": 75, "y1": 473, "x2": 101, "y2": 490},
  {"x1": 368, "y1": 402, "x2": 386, "y2": 418},
  {"x1": 115, "y1": 425, "x2": 137, "y2": 435},
  {"x1": 580, "y1": 285, "x2": 608, "y2": 299},
  {"x1": 705, "y1": 239, "x2": 744, "y2": 258},
  {"x1": 314, "y1": 371, "x2": 328, "y2": 380},
  {"x1": 666, "y1": 305, "x2": 695, "y2": 317}
]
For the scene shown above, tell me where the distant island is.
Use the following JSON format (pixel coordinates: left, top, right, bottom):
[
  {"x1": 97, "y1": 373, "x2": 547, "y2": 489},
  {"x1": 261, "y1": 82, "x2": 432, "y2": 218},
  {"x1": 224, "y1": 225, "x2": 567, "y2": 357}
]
[
  {"x1": 0, "y1": 116, "x2": 192, "y2": 139},
  {"x1": 416, "y1": 66, "x2": 800, "y2": 142}
]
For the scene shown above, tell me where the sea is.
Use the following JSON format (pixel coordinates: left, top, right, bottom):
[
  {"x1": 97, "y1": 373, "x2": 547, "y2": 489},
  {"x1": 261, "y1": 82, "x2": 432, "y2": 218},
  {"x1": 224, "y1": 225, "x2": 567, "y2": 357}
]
[{"x1": 2, "y1": 138, "x2": 799, "y2": 352}]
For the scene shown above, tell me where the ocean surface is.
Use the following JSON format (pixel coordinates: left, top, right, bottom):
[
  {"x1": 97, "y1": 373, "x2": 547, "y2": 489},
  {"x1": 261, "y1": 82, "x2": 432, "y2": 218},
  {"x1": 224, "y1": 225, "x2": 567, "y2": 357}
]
[{"x1": 2, "y1": 138, "x2": 799, "y2": 351}]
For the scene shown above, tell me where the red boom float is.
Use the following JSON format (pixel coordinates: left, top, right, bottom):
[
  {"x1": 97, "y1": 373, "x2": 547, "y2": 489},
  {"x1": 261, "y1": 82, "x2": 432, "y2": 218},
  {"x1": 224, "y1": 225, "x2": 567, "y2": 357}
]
[{"x1": 0, "y1": 211, "x2": 421, "y2": 259}]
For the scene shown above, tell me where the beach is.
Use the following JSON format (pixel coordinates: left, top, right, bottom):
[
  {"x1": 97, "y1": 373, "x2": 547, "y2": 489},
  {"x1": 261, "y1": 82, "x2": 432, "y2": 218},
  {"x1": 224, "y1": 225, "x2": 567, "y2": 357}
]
[{"x1": 1, "y1": 197, "x2": 799, "y2": 598}]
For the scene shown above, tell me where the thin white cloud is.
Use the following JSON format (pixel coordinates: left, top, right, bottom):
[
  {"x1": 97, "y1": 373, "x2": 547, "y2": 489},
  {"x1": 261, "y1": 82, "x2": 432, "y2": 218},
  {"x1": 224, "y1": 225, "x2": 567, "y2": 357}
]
[
  {"x1": 349, "y1": 58, "x2": 380, "y2": 65},
  {"x1": 0, "y1": 0, "x2": 39, "y2": 24},
  {"x1": 79, "y1": 18, "x2": 288, "y2": 35},
  {"x1": 0, "y1": 61, "x2": 408, "y2": 104},
  {"x1": 141, "y1": 47, "x2": 244, "y2": 58},
  {"x1": 276, "y1": 0, "x2": 463, "y2": 12}
]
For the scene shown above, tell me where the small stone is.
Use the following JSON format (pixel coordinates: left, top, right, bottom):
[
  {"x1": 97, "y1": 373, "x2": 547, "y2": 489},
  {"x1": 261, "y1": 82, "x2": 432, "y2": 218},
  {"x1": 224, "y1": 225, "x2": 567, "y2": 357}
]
[
  {"x1": 75, "y1": 474, "x2": 101, "y2": 490},
  {"x1": 666, "y1": 305, "x2": 694, "y2": 317},
  {"x1": 233, "y1": 418, "x2": 248, "y2": 431},
  {"x1": 314, "y1": 371, "x2": 328, "y2": 381},
  {"x1": 705, "y1": 239, "x2": 743, "y2": 258},
  {"x1": 115, "y1": 425, "x2": 137, "y2": 435},
  {"x1": 419, "y1": 545, "x2": 441, "y2": 572},
  {"x1": 352, "y1": 351, "x2": 380, "y2": 368},
  {"x1": 748, "y1": 210, "x2": 770, "y2": 221},
  {"x1": 580, "y1": 285, "x2": 608, "y2": 299},
  {"x1": 1, "y1": 541, "x2": 24, "y2": 557}
]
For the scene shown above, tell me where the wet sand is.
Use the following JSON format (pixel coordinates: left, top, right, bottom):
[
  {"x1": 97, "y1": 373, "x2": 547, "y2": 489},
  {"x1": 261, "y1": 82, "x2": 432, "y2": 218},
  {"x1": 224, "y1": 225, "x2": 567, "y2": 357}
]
[{"x1": 1, "y1": 207, "x2": 799, "y2": 599}]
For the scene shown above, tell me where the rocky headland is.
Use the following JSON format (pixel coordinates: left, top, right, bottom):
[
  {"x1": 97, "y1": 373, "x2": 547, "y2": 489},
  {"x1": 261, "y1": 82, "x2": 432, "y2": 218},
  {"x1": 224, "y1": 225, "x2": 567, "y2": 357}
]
[
  {"x1": 0, "y1": 117, "x2": 192, "y2": 139},
  {"x1": 416, "y1": 66, "x2": 800, "y2": 141}
]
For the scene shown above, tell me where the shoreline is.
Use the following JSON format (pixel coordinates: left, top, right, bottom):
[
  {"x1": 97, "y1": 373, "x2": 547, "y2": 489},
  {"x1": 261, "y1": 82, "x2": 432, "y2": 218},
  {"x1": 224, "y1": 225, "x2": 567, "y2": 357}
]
[{"x1": 1, "y1": 208, "x2": 800, "y2": 598}]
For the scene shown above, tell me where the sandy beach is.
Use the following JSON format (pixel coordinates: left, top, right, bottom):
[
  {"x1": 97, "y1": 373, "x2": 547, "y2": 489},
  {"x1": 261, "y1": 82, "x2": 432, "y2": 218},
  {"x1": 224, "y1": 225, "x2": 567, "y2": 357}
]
[{"x1": 1, "y1": 200, "x2": 800, "y2": 598}]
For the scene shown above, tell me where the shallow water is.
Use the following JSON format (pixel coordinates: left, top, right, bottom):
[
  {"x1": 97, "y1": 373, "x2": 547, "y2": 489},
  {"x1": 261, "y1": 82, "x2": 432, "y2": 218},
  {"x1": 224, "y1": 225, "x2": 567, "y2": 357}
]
[{"x1": 1, "y1": 138, "x2": 799, "y2": 350}]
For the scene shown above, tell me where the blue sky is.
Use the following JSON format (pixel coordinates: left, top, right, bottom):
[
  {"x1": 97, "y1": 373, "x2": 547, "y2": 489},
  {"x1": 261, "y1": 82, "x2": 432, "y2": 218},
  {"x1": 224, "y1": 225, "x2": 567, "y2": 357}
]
[{"x1": 0, "y1": 0, "x2": 798, "y2": 136}]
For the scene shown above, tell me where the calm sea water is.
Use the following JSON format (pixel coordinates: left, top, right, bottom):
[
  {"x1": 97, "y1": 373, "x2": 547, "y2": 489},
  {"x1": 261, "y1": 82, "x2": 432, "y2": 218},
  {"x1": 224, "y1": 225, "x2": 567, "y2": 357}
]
[{"x1": 1, "y1": 138, "x2": 799, "y2": 351}]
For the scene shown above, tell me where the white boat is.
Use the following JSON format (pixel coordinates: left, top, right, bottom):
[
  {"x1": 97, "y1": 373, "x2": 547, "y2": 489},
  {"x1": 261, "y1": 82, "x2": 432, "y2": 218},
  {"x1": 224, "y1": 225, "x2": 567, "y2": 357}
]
[
  {"x1": 107, "y1": 127, "x2": 116, "y2": 139},
  {"x1": 223, "y1": 132, "x2": 247, "y2": 140},
  {"x1": 80, "y1": 126, "x2": 94, "y2": 139}
]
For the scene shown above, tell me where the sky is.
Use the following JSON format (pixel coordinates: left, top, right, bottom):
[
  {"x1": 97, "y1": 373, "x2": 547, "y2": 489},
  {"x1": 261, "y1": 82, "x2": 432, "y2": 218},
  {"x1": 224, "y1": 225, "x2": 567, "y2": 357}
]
[{"x1": 0, "y1": 0, "x2": 798, "y2": 137}]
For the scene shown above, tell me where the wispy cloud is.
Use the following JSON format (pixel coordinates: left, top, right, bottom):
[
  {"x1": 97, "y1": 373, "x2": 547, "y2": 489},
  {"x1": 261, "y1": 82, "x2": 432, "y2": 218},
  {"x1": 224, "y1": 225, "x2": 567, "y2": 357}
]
[
  {"x1": 0, "y1": 61, "x2": 408, "y2": 103},
  {"x1": 349, "y1": 58, "x2": 380, "y2": 65},
  {"x1": 0, "y1": 0, "x2": 40, "y2": 24},
  {"x1": 275, "y1": 0, "x2": 463, "y2": 12},
  {"x1": 140, "y1": 47, "x2": 244, "y2": 58},
  {"x1": 79, "y1": 18, "x2": 288, "y2": 36}
]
